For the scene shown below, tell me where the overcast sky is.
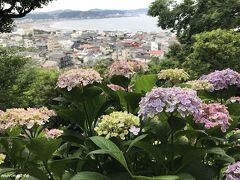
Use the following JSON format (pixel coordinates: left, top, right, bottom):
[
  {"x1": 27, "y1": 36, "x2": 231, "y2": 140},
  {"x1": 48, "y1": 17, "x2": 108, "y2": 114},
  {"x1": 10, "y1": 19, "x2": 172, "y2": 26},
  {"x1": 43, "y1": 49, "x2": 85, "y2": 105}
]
[{"x1": 35, "y1": 0, "x2": 156, "y2": 12}]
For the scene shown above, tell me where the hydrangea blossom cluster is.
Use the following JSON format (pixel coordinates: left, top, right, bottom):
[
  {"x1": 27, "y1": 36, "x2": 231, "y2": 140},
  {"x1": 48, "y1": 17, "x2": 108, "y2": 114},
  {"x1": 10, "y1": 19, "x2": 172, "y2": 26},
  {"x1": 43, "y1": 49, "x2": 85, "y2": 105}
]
[
  {"x1": 158, "y1": 68, "x2": 190, "y2": 82},
  {"x1": 109, "y1": 60, "x2": 147, "y2": 78},
  {"x1": 129, "y1": 60, "x2": 148, "y2": 73},
  {"x1": 225, "y1": 162, "x2": 240, "y2": 180},
  {"x1": 228, "y1": 97, "x2": 240, "y2": 103},
  {"x1": 0, "y1": 107, "x2": 56, "y2": 131},
  {"x1": 194, "y1": 103, "x2": 230, "y2": 132},
  {"x1": 200, "y1": 68, "x2": 240, "y2": 91},
  {"x1": 57, "y1": 68, "x2": 102, "y2": 91},
  {"x1": 107, "y1": 84, "x2": 125, "y2": 91},
  {"x1": 186, "y1": 80, "x2": 214, "y2": 91},
  {"x1": 44, "y1": 129, "x2": 63, "y2": 139},
  {"x1": 138, "y1": 87, "x2": 202, "y2": 119},
  {"x1": 94, "y1": 111, "x2": 140, "y2": 140},
  {"x1": 0, "y1": 153, "x2": 6, "y2": 165}
]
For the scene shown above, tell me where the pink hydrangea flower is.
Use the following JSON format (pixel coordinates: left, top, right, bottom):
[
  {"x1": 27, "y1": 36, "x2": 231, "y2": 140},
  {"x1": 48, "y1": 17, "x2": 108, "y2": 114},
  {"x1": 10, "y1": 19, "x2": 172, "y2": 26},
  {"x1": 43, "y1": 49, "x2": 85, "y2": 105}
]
[
  {"x1": 44, "y1": 129, "x2": 63, "y2": 139},
  {"x1": 0, "y1": 107, "x2": 56, "y2": 131},
  {"x1": 225, "y1": 162, "x2": 240, "y2": 180},
  {"x1": 57, "y1": 68, "x2": 102, "y2": 91},
  {"x1": 107, "y1": 84, "x2": 125, "y2": 91},
  {"x1": 194, "y1": 103, "x2": 231, "y2": 132},
  {"x1": 200, "y1": 69, "x2": 240, "y2": 91},
  {"x1": 228, "y1": 97, "x2": 240, "y2": 103},
  {"x1": 109, "y1": 60, "x2": 147, "y2": 78},
  {"x1": 129, "y1": 60, "x2": 148, "y2": 73}
]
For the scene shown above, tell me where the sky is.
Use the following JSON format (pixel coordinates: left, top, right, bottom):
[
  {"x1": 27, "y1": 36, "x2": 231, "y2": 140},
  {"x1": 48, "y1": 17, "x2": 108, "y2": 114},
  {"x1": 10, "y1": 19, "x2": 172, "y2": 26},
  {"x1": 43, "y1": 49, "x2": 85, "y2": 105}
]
[{"x1": 35, "y1": 0, "x2": 156, "y2": 12}]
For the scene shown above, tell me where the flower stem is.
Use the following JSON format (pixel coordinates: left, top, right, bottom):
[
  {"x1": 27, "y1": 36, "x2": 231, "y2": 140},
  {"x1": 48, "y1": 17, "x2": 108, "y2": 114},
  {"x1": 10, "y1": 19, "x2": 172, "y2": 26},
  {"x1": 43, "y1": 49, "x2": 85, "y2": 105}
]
[
  {"x1": 126, "y1": 86, "x2": 130, "y2": 113},
  {"x1": 43, "y1": 161, "x2": 54, "y2": 180},
  {"x1": 22, "y1": 128, "x2": 32, "y2": 139},
  {"x1": 116, "y1": 138, "x2": 133, "y2": 176},
  {"x1": 220, "y1": 90, "x2": 223, "y2": 104},
  {"x1": 81, "y1": 83, "x2": 93, "y2": 136},
  {"x1": 83, "y1": 100, "x2": 92, "y2": 136},
  {"x1": 170, "y1": 129, "x2": 174, "y2": 172}
]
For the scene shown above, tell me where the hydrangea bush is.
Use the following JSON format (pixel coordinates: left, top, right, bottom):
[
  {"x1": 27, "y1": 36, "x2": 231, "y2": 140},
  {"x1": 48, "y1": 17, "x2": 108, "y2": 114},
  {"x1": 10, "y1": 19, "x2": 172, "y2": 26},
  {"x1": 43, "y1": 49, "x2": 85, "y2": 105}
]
[{"x1": 0, "y1": 67, "x2": 239, "y2": 180}]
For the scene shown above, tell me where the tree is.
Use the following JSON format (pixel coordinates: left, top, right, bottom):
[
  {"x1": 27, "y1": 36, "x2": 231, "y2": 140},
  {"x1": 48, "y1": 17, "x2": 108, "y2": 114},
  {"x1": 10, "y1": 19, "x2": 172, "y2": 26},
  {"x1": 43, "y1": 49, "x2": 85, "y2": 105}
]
[
  {"x1": 148, "y1": 0, "x2": 240, "y2": 43},
  {"x1": 0, "y1": 48, "x2": 28, "y2": 109},
  {"x1": 0, "y1": 0, "x2": 54, "y2": 32},
  {"x1": 183, "y1": 29, "x2": 240, "y2": 78},
  {"x1": 0, "y1": 48, "x2": 59, "y2": 109},
  {"x1": 15, "y1": 68, "x2": 59, "y2": 108}
]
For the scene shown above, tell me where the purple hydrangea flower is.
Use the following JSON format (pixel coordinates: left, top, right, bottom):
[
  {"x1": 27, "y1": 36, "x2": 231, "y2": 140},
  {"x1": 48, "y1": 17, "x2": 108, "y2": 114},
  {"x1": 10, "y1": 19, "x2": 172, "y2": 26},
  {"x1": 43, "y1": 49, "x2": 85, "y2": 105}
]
[
  {"x1": 200, "y1": 69, "x2": 240, "y2": 91},
  {"x1": 129, "y1": 126, "x2": 140, "y2": 135},
  {"x1": 138, "y1": 87, "x2": 202, "y2": 119},
  {"x1": 225, "y1": 162, "x2": 240, "y2": 180}
]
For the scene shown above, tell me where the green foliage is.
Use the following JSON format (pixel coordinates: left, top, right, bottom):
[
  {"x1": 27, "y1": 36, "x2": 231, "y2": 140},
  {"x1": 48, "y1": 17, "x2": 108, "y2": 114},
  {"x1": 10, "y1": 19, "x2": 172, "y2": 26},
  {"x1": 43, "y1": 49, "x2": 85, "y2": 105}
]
[
  {"x1": 110, "y1": 75, "x2": 131, "y2": 89},
  {"x1": 1, "y1": 55, "x2": 240, "y2": 179},
  {"x1": 148, "y1": 58, "x2": 180, "y2": 74},
  {"x1": 71, "y1": 172, "x2": 110, "y2": 180},
  {"x1": 16, "y1": 68, "x2": 59, "y2": 108},
  {"x1": 183, "y1": 29, "x2": 240, "y2": 78},
  {"x1": 134, "y1": 74, "x2": 157, "y2": 93},
  {"x1": 0, "y1": 48, "x2": 58, "y2": 109},
  {"x1": 0, "y1": 48, "x2": 28, "y2": 109},
  {"x1": 27, "y1": 138, "x2": 61, "y2": 162},
  {"x1": 116, "y1": 91, "x2": 142, "y2": 114},
  {"x1": 148, "y1": 0, "x2": 240, "y2": 43},
  {"x1": 148, "y1": 0, "x2": 240, "y2": 72},
  {"x1": 89, "y1": 136, "x2": 131, "y2": 175},
  {"x1": 93, "y1": 59, "x2": 113, "y2": 77}
]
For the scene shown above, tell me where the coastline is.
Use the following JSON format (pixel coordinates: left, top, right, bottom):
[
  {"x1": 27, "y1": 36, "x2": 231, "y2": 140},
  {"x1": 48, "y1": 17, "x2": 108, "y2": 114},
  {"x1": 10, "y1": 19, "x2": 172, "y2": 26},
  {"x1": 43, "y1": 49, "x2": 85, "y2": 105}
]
[{"x1": 16, "y1": 14, "x2": 161, "y2": 33}]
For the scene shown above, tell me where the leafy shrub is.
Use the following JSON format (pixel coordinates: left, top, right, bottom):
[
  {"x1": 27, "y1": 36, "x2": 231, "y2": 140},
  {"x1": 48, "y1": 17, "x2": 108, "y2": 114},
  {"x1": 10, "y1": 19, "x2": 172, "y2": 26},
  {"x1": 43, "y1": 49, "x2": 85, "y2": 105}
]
[{"x1": 0, "y1": 64, "x2": 240, "y2": 180}]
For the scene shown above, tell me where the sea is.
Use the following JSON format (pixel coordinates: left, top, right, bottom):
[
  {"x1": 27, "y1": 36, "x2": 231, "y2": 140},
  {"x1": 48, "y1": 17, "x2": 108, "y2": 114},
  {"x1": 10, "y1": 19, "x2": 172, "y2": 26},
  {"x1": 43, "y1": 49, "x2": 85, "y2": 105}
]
[{"x1": 49, "y1": 14, "x2": 162, "y2": 32}]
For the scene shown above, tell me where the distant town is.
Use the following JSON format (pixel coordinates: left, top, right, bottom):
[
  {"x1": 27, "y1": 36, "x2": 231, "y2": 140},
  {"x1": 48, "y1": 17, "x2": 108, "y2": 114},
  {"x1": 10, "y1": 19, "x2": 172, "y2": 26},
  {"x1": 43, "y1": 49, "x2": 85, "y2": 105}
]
[{"x1": 0, "y1": 27, "x2": 178, "y2": 69}]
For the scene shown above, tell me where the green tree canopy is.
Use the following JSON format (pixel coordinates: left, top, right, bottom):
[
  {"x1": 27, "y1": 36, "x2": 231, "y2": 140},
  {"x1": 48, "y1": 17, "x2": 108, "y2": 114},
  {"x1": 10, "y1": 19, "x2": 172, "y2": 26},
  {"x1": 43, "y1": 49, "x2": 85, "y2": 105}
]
[
  {"x1": 0, "y1": 48, "x2": 59, "y2": 109},
  {"x1": 148, "y1": 0, "x2": 240, "y2": 43},
  {"x1": 183, "y1": 29, "x2": 240, "y2": 78},
  {"x1": 0, "y1": 0, "x2": 54, "y2": 32},
  {"x1": 0, "y1": 48, "x2": 28, "y2": 90}
]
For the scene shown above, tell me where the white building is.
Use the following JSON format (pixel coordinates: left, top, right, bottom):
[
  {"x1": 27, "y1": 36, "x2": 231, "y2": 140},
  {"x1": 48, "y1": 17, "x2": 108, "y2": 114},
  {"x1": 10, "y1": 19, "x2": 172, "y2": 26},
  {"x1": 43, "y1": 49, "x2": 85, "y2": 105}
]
[
  {"x1": 59, "y1": 40, "x2": 74, "y2": 51},
  {"x1": 151, "y1": 42, "x2": 161, "y2": 51},
  {"x1": 24, "y1": 39, "x2": 34, "y2": 48}
]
